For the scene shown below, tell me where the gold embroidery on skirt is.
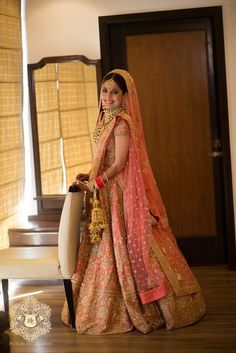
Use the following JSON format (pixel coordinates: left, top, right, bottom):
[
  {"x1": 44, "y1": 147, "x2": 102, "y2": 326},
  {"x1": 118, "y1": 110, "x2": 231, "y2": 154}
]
[{"x1": 150, "y1": 236, "x2": 201, "y2": 297}]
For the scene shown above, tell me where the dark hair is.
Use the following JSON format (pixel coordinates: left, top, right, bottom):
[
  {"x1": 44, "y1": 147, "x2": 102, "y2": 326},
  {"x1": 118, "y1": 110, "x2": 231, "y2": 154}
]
[{"x1": 102, "y1": 72, "x2": 128, "y2": 93}]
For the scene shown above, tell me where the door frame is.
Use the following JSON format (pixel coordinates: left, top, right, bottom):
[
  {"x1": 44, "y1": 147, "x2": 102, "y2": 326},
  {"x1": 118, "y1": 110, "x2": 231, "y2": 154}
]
[{"x1": 99, "y1": 6, "x2": 236, "y2": 269}]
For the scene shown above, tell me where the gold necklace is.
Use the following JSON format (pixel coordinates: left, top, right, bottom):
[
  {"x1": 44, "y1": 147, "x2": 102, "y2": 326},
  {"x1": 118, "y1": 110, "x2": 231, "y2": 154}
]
[
  {"x1": 103, "y1": 106, "x2": 124, "y2": 124},
  {"x1": 93, "y1": 106, "x2": 124, "y2": 144}
]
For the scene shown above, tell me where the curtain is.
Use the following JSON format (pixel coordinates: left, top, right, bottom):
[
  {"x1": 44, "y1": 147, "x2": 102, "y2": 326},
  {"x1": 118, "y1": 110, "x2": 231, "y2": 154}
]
[
  {"x1": 0, "y1": 0, "x2": 24, "y2": 249},
  {"x1": 34, "y1": 61, "x2": 98, "y2": 194}
]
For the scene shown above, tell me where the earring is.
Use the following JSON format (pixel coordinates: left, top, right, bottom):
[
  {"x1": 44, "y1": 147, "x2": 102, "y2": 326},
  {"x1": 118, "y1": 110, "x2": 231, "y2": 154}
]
[{"x1": 122, "y1": 99, "x2": 127, "y2": 111}]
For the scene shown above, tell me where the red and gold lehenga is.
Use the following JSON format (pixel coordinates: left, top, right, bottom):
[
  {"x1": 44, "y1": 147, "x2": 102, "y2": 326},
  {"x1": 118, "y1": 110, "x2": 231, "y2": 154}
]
[{"x1": 61, "y1": 69, "x2": 206, "y2": 334}]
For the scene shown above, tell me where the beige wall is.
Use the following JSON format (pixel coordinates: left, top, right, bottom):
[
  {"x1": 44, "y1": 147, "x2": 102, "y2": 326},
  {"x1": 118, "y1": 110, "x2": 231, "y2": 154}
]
[{"x1": 26, "y1": 0, "x2": 236, "y2": 233}]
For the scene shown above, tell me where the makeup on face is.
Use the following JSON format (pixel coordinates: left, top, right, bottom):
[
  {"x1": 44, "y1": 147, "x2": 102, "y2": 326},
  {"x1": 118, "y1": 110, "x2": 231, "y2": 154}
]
[{"x1": 101, "y1": 82, "x2": 123, "y2": 109}]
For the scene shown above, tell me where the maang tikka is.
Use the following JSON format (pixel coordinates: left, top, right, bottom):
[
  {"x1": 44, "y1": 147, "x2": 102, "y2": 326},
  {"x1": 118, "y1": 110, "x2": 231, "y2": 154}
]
[{"x1": 106, "y1": 78, "x2": 116, "y2": 86}]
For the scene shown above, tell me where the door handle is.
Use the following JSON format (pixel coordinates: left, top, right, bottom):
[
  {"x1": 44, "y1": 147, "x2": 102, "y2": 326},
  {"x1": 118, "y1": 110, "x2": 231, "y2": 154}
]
[{"x1": 208, "y1": 151, "x2": 223, "y2": 157}]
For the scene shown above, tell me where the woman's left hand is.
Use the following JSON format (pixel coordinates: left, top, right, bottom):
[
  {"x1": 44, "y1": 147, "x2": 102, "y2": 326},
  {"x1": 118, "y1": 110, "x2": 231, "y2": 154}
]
[{"x1": 74, "y1": 180, "x2": 89, "y2": 192}]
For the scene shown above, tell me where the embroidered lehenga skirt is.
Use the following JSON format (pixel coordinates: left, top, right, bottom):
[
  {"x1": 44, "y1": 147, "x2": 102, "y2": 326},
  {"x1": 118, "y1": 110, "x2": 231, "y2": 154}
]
[{"x1": 61, "y1": 122, "x2": 205, "y2": 335}]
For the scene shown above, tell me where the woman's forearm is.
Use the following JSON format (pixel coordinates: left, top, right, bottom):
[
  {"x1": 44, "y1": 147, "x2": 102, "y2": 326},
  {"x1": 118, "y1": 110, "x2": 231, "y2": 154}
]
[
  {"x1": 102, "y1": 162, "x2": 123, "y2": 181},
  {"x1": 102, "y1": 133, "x2": 130, "y2": 182}
]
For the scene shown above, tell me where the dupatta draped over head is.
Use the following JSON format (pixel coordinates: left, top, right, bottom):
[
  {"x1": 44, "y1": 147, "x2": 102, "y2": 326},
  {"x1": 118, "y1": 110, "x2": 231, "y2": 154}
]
[{"x1": 90, "y1": 69, "x2": 200, "y2": 304}]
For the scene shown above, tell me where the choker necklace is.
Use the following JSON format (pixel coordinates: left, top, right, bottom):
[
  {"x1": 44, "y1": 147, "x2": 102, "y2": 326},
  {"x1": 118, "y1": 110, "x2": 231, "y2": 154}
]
[
  {"x1": 103, "y1": 106, "x2": 124, "y2": 125},
  {"x1": 93, "y1": 106, "x2": 125, "y2": 144}
]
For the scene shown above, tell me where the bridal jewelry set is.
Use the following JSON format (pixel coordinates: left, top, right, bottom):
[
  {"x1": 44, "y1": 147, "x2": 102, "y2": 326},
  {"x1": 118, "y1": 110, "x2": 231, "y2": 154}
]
[
  {"x1": 89, "y1": 105, "x2": 125, "y2": 243},
  {"x1": 93, "y1": 106, "x2": 125, "y2": 144}
]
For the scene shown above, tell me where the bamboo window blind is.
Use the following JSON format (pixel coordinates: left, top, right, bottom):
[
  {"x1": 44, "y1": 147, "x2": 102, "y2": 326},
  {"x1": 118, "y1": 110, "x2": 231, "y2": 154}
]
[
  {"x1": 34, "y1": 62, "x2": 98, "y2": 194},
  {"x1": 0, "y1": 0, "x2": 24, "y2": 249}
]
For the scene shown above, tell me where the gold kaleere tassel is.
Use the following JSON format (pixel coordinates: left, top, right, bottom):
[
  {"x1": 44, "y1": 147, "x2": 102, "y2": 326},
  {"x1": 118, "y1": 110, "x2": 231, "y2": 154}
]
[{"x1": 89, "y1": 189, "x2": 106, "y2": 243}]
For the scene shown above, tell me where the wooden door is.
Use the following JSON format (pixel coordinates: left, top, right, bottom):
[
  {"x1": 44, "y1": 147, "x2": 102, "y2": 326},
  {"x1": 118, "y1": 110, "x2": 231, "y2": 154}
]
[
  {"x1": 126, "y1": 31, "x2": 216, "y2": 241},
  {"x1": 99, "y1": 7, "x2": 236, "y2": 267}
]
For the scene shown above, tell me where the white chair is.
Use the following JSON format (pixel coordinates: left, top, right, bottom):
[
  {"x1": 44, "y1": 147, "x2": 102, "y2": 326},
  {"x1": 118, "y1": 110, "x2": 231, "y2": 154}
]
[{"x1": 0, "y1": 191, "x2": 84, "y2": 329}]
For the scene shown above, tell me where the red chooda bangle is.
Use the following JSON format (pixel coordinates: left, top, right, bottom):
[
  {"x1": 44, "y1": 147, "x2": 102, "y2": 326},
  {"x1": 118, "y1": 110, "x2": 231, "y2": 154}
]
[{"x1": 94, "y1": 176, "x2": 105, "y2": 189}]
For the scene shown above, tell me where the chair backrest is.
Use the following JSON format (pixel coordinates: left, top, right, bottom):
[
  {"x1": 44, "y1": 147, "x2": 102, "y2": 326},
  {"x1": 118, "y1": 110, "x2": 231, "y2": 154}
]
[{"x1": 58, "y1": 191, "x2": 84, "y2": 278}]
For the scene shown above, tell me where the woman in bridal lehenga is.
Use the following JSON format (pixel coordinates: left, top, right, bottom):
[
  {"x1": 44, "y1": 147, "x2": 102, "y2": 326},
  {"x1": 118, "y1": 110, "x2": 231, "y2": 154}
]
[{"x1": 61, "y1": 69, "x2": 206, "y2": 334}]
